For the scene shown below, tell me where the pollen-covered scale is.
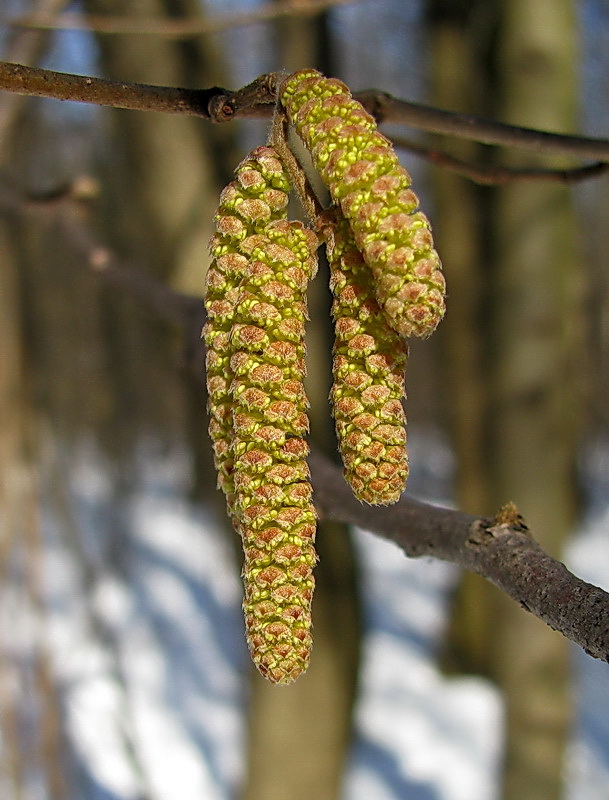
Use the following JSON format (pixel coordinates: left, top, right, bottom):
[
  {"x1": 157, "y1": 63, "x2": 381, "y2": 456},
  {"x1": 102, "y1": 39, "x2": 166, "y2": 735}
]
[{"x1": 279, "y1": 68, "x2": 446, "y2": 339}]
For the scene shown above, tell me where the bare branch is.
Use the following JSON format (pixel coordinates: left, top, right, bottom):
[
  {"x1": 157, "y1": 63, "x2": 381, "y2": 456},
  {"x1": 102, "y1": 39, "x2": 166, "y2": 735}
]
[
  {"x1": 309, "y1": 451, "x2": 609, "y2": 664},
  {"x1": 5, "y1": 180, "x2": 207, "y2": 371},
  {"x1": 1, "y1": 62, "x2": 609, "y2": 167},
  {"x1": 393, "y1": 136, "x2": 609, "y2": 186},
  {"x1": 356, "y1": 90, "x2": 609, "y2": 161},
  {"x1": 0, "y1": 60, "x2": 222, "y2": 117},
  {"x1": 1, "y1": 0, "x2": 366, "y2": 39}
]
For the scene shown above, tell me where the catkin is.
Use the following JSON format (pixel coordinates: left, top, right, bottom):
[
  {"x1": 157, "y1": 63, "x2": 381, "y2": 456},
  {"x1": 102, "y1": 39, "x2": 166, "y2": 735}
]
[
  {"x1": 231, "y1": 220, "x2": 318, "y2": 684},
  {"x1": 205, "y1": 71, "x2": 447, "y2": 680},
  {"x1": 321, "y1": 209, "x2": 409, "y2": 505},
  {"x1": 280, "y1": 69, "x2": 446, "y2": 339},
  {"x1": 204, "y1": 146, "x2": 290, "y2": 513}
]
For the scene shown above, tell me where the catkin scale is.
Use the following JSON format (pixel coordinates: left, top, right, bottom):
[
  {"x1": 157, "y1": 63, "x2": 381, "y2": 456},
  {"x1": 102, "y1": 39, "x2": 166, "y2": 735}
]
[
  {"x1": 230, "y1": 220, "x2": 318, "y2": 684},
  {"x1": 321, "y1": 209, "x2": 409, "y2": 505},
  {"x1": 280, "y1": 69, "x2": 446, "y2": 339}
]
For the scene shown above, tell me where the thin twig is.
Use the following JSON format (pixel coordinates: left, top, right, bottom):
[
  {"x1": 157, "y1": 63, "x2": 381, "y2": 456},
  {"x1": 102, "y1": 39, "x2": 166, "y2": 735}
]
[
  {"x1": 357, "y1": 90, "x2": 609, "y2": 161},
  {"x1": 393, "y1": 135, "x2": 609, "y2": 185},
  {"x1": 1, "y1": 0, "x2": 367, "y2": 38},
  {"x1": 0, "y1": 60, "x2": 221, "y2": 117}
]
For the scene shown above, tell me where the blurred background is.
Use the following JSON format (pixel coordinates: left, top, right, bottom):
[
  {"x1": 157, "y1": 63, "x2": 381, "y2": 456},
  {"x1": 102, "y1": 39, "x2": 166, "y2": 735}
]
[{"x1": 1, "y1": 1, "x2": 609, "y2": 799}]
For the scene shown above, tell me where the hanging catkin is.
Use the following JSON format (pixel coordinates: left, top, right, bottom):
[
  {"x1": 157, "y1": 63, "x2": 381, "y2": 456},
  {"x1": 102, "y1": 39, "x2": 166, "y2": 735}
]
[
  {"x1": 279, "y1": 69, "x2": 446, "y2": 339},
  {"x1": 320, "y1": 209, "x2": 409, "y2": 505},
  {"x1": 230, "y1": 220, "x2": 318, "y2": 684},
  {"x1": 204, "y1": 146, "x2": 290, "y2": 514},
  {"x1": 204, "y1": 71, "x2": 449, "y2": 683},
  {"x1": 205, "y1": 147, "x2": 319, "y2": 683}
]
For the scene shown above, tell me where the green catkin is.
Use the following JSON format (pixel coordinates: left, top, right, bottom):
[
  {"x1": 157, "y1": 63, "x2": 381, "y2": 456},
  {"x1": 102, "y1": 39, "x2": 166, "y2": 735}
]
[
  {"x1": 280, "y1": 69, "x2": 446, "y2": 339},
  {"x1": 320, "y1": 209, "x2": 409, "y2": 505},
  {"x1": 230, "y1": 220, "x2": 318, "y2": 684},
  {"x1": 204, "y1": 146, "x2": 290, "y2": 513}
]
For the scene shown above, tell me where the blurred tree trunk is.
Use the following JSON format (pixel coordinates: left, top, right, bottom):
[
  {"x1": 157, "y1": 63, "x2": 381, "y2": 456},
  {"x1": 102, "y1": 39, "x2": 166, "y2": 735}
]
[
  {"x1": 0, "y1": 214, "x2": 68, "y2": 800},
  {"x1": 488, "y1": 3, "x2": 581, "y2": 798},
  {"x1": 84, "y1": 0, "x2": 237, "y2": 282},
  {"x1": 0, "y1": 212, "x2": 30, "y2": 800},
  {"x1": 0, "y1": 7, "x2": 85, "y2": 798},
  {"x1": 0, "y1": 0, "x2": 70, "y2": 165},
  {"x1": 426, "y1": 0, "x2": 499, "y2": 674},
  {"x1": 3, "y1": 4, "x2": 236, "y2": 789},
  {"x1": 78, "y1": 0, "x2": 237, "y2": 501},
  {"x1": 244, "y1": 8, "x2": 360, "y2": 800},
  {"x1": 426, "y1": 0, "x2": 497, "y2": 517},
  {"x1": 427, "y1": 2, "x2": 582, "y2": 799}
]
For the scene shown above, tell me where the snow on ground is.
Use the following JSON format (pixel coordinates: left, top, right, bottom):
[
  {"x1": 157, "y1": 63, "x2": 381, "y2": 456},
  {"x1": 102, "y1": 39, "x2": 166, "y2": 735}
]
[
  {"x1": 30, "y1": 434, "x2": 609, "y2": 799},
  {"x1": 345, "y1": 529, "x2": 502, "y2": 800},
  {"x1": 42, "y1": 439, "x2": 248, "y2": 800}
]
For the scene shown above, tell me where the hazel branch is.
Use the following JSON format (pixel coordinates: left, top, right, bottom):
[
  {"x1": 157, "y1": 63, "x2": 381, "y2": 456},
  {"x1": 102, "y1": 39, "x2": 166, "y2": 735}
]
[
  {"x1": 309, "y1": 451, "x2": 609, "y2": 664},
  {"x1": 393, "y1": 135, "x2": 609, "y2": 186},
  {"x1": 355, "y1": 89, "x2": 609, "y2": 161},
  {"x1": 1, "y1": 62, "x2": 609, "y2": 169},
  {"x1": 0, "y1": 60, "x2": 223, "y2": 117}
]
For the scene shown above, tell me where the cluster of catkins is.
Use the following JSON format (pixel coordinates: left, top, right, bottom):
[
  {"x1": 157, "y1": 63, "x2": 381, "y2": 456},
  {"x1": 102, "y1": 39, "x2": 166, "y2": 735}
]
[{"x1": 203, "y1": 69, "x2": 446, "y2": 684}]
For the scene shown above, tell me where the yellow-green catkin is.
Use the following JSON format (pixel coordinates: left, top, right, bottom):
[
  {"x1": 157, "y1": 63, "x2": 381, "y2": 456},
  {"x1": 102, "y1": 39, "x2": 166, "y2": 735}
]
[
  {"x1": 320, "y1": 209, "x2": 409, "y2": 505},
  {"x1": 204, "y1": 146, "x2": 290, "y2": 513},
  {"x1": 230, "y1": 220, "x2": 319, "y2": 684},
  {"x1": 280, "y1": 69, "x2": 446, "y2": 339}
]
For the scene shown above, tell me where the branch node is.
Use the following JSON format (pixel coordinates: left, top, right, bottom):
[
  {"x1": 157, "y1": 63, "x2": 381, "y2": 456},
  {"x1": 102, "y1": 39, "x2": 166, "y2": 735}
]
[
  {"x1": 355, "y1": 89, "x2": 392, "y2": 123},
  {"x1": 493, "y1": 501, "x2": 530, "y2": 535},
  {"x1": 467, "y1": 519, "x2": 495, "y2": 546},
  {"x1": 207, "y1": 92, "x2": 235, "y2": 123},
  {"x1": 469, "y1": 503, "x2": 531, "y2": 546}
]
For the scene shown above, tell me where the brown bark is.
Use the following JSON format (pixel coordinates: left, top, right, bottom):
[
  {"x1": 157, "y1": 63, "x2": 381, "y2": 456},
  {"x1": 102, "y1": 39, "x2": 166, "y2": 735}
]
[{"x1": 2, "y1": 62, "x2": 609, "y2": 161}]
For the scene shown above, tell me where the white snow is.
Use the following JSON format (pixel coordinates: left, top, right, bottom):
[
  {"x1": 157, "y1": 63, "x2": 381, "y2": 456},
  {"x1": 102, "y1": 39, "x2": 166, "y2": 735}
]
[{"x1": 11, "y1": 434, "x2": 607, "y2": 799}]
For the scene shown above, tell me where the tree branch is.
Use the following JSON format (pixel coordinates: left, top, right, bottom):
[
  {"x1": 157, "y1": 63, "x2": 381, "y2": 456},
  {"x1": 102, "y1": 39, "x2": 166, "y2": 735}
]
[
  {"x1": 0, "y1": 60, "x2": 224, "y2": 117},
  {"x1": 309, "y1": 452, "x2": 609, "y2": 664},
  {"x1": 1, "y1": 62, "x2": 609, "y2": 167},
  {"x1": 356, "y1": 89, "x2": 609, "y2": 161},
  {"x1": 393, "y1": 135, "x2": 609, "y2": 186}
]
